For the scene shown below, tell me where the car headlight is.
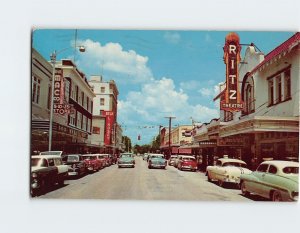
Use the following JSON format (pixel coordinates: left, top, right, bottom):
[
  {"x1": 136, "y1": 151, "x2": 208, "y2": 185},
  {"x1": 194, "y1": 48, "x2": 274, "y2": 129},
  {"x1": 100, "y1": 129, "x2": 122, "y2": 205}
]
[
  {"x1": 291, "y1": 191, "x2": 298, "y2": 200},
  {"x1": 32, "y1": 172, "x2": 37, "y2": 178}
]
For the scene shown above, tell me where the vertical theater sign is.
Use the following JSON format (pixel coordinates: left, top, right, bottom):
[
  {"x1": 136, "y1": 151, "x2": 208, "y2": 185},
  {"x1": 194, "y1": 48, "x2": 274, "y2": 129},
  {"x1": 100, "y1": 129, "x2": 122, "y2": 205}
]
[{"x1": 220, "y1": 32, "x2": 244, "y2": 111}]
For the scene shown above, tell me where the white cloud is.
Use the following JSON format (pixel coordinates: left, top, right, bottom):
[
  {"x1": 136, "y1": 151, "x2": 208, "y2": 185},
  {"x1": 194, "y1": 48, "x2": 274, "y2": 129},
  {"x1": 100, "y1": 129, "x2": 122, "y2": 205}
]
[
  {"x1": 198, "y1": 84, "x2": 220, "y2": 98},
  {"x1": 163, "y1": 32, "x2": 181, "y2": 44},
  {"x1": 118, "y1": 77, "x2": 219, "y2": 130},
  {"x1": 77, "y1": 39, "x2": 153, "y2": 83},
  {"x1": 179, "y1": 80, "x2": 201, "y2": 90}
]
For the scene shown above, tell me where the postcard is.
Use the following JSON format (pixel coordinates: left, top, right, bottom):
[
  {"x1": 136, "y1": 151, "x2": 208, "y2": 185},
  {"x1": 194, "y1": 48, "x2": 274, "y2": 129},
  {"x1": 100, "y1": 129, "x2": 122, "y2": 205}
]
[{"x1": 31, "y1": 29, "x2": 299, "y2": 201}]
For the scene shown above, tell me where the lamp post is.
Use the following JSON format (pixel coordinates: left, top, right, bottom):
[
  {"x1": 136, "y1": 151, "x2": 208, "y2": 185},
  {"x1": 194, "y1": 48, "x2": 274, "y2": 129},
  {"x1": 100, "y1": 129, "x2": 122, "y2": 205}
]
[{"x1": 48, "y1": 46, "x2": 85, "y2": 151}]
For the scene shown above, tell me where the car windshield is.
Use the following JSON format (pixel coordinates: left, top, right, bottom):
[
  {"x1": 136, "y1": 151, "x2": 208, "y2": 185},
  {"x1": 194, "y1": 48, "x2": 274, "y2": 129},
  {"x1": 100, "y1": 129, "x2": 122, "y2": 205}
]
[
  {"x1": 121, "y1": 154, "x2": 133, "y2": 158},
  {"x1": 182, "y1": 157, "x2": 195, "y2": 161},
  {"x1": 222, "y1": 162, "x2": 247, "y2": 168},
  {"x1": 98, "y1": 155, "x2": 105, "y2": 159},
  {"x1": 40, "y1": 151, "x2": 62, "y2": 155},
  {"x1": 282, "y1": 166, "x2": 299, "y2": 174},
  {"x1": 67, "y1": 155, "x2": 79, "y2": 162},
  {"x1": 31, "y1": 158, "x2": 47, "y2": 167},
  {"x1": 83, "y1": 156, "x2": 96, "y2": 160},
  {"x1": 151, "y1": 155, "x2": 164, "y2": 159}
]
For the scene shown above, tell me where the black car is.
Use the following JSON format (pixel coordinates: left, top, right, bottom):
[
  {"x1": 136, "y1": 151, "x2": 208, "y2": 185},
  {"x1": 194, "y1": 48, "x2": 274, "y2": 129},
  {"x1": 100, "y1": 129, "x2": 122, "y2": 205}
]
[{"x1": 63, "y1": 154, "x2": 86, "y2": 178}]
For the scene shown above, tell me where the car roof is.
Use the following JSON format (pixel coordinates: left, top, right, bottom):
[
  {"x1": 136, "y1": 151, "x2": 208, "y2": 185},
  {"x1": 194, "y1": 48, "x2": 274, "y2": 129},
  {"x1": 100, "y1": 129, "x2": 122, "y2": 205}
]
[
  {"x1": 218, "y1": 158, "x2": 247, "y2": 164},
  {"x1": 31, "y1": 155, "x2": 62, "y2": 159},
  {"x1": 261, "y1": 160, "x2": 299, "y2": 168},
  {"x1": 181, "y1": 155, "x2": 196, "y2": 159}
]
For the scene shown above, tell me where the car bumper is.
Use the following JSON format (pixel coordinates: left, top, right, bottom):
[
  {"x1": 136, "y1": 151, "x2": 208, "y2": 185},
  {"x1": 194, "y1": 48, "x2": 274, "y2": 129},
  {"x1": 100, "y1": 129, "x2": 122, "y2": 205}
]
[
  {"x1": 181, "y1": 166, "x2": 197, "y2": 170},
  {"x1": 150, "y1": 164, "x2": 165, "y2": 168},
  {"x1": 118, "y1": 163, "x2": 134, "y2": 167}
]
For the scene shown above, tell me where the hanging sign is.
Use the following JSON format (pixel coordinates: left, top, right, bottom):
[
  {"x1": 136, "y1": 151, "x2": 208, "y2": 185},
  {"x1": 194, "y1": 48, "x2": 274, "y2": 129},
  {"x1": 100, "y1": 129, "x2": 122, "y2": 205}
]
[
  {"x1": 103, "y1": 111, "x2": 115, "y2": 145},
  {"x1": 220, "y1": 32, "x2": 244, "y2": 111}
]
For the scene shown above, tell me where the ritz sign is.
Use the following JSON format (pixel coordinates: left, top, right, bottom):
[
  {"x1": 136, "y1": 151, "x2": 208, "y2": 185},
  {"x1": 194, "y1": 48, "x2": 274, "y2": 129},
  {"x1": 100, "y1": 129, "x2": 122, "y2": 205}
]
[{"x1": 220, "y1": 32, "x2": 243, "y2": 111}]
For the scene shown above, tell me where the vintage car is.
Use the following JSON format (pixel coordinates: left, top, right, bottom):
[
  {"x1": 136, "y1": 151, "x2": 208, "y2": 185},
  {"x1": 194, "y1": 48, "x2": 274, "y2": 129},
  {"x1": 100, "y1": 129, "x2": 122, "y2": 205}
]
[
  {"x1": 240, "y1": 160, "x2": 299, "y2": 201},
  {"x1": 174, "y1": 155, "x2": 183, "y2": 168},
  {"x1": 206, "y1": 157, "x2": 252, "y2": 187},
  {"x1": 143, "y1": 153, "x2": 149, "y2": 161},
  {"x1": 148, "y1": 154, "x2": 167, "y2": 169},
  {"x1": 118, "y1": 153, "x2": 135, "y2": 168},
  {"x1": 31, "y1": 155, "x2": 68, "y2": 196},
  {"x1": 168, "y1": 155, "x2": 178, "y2": 166},
  {"x1": 177, "y1": 155, "x2": 197, "y2": 172},
  {"x1": 96, "y1": 154, "x2": 112, "y2": 167},
  {"x1": 82, "y1": 154, "x2": 102, "y2": 172},
  {"x1": 63, "y1": 154, "x2": 86, "y2": 177}
]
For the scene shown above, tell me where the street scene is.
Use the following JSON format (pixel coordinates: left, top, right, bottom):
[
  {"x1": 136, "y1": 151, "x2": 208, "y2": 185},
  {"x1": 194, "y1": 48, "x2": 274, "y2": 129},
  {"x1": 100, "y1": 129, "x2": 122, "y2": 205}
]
[
  {"x1": 31, "y1": 30, "x2": 299, "y2": 201},
  {"x1": 38, "y1": 155, "x2": 266, "y2": 201}
]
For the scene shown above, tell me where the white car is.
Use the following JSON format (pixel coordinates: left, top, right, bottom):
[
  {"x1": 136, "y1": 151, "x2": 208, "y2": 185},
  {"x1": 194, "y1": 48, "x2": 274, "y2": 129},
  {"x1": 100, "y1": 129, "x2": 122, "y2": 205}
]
[{"x1": 206, "y1": 158, "x2": 252, "y2": 187}]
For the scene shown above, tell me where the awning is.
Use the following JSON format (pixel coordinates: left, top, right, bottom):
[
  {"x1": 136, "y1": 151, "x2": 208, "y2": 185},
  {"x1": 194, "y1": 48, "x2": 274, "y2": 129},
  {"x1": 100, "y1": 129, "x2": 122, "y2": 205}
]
[{"x1": 178, "y1": 148, "x2": 192, "y2": 154}]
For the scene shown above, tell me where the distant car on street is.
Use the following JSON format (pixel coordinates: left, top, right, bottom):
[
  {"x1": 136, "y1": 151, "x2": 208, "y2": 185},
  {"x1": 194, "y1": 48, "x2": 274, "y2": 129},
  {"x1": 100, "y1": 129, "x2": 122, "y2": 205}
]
[
  {"x1": 148, "y1": 154, "x2": 167, "y2": 169},
  {"x1": 206, "y1": 157, "x2": 252, "y2": 187},
  {"x1": 240, "y1": 160, "x2": 299, "y2": 201},
  {"x1": 168, "y1": 155, "x2": 178, "y2": 166},
  {"x1": 177, "y1": 155, "x2": 197, "y2": 172},
  {"x1": 143, "y1": 153, "x2": 149, "y2": 161},
  {"x1": 63, "y1": 154, "x2": 86, "y2": 178},
  {"x1": 118, "y1": 153, "x2": 135, "y2": 168}
]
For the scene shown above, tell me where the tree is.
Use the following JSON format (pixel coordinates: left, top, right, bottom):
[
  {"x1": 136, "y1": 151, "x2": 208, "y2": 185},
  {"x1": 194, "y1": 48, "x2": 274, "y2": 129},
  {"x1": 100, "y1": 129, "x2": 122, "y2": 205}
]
[{"x1": 122, "y1": 136, "x2": 132, "y2": 152}]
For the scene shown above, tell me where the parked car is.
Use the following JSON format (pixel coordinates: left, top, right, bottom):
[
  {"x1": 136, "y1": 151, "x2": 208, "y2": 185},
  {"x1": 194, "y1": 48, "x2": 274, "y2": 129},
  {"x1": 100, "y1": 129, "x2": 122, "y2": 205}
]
[
  {"x1": 148, "y1": 154, "x2": 167, "y2": 169},
  {"x1": 206, "y1": 157, "x2": 252, "y2": 187},
  {"x1": 31, "y1": 155, "x2": 68, "y2": 196},
  {"x1": 82, "y1": 154, "x2": 102, "y2": 172},
  {"x1": 63, "y1": 154, "x2": 86, "y2": 177},
  {"x1": 168, "y1": 155, "x2": 178, "y2": 166},
  {"x1": 174, "y1": 155, "x2": 183, "y2": 168},
  {"x1": 95, "y1": 154, "x2": 108, "y2": 168},
  {"x1": 177, "y1": 155, "x2": 197, "y2": 172},
  {"x1": 118, "y1": 153, "x2": 135, "y2": 168},
  {"x1": 240, "y1": 160, "x2": 299, "y2": 201},
  {"x1": 31, "y1": 157, "x2": 58, "y2": 196}
]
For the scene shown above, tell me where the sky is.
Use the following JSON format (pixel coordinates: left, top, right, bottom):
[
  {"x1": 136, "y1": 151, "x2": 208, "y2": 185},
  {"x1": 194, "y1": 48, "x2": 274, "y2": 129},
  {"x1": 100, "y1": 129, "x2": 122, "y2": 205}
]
[{"x1": 32, "y1": 29, "x2": 295, "y2": 145}]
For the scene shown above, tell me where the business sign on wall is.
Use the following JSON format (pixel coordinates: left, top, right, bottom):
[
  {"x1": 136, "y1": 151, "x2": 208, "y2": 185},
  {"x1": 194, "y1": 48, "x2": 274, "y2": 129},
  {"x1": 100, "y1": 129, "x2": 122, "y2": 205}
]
[
  {"x1": 220, "y1": 32, "x2": 244, "y2": 111},
  {"x1": 53, "y1": 68, "x2": 73, "y2": 115},
  {"x1": 103, "y1": 111, "x2": 115, "y2": 145}
]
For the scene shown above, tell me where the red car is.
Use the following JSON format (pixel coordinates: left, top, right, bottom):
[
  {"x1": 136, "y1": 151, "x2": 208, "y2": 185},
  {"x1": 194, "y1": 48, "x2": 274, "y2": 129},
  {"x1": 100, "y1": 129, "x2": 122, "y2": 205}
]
[
  {"x1": 177, "y1": 155, "x2": 198, "y2": 172},
  {"x1": 82, "y1": 154, "x2": 102, "y2": 172}
]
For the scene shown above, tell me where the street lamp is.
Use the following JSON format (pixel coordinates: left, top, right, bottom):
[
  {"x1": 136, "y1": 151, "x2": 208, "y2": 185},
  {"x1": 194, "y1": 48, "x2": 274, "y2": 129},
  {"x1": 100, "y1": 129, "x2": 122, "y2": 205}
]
[{"x1": 48, "y1": 46, "x2": 85, "y2": 151}]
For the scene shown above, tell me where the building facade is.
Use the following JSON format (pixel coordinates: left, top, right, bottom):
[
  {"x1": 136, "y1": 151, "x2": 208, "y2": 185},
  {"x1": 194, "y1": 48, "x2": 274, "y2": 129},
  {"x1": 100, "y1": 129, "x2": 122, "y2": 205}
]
[
  {"x1": 194, "y1": 32, "x2": 300, "y2": 170},
  {"x1": 88, "y1": 75, "x2": 122, "y2": 154},
  {"x1": 31, "y1": 48, "x2": 95, "y2": 154}
]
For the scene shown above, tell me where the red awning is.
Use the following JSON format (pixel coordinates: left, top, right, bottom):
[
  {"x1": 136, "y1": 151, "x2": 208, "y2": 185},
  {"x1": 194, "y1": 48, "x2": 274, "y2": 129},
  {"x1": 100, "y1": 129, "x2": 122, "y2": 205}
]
[
  {"x1": 172, "y1": 147, "x2": 178, "y2": 154},
  {"x1": 178, "y1": 148, "x2": 192, "y2": 154}
]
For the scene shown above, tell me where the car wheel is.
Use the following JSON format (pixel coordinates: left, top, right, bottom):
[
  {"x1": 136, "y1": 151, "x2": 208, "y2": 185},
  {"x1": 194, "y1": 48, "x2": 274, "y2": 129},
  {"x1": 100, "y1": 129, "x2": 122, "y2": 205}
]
[
  {"x1": 272, "y1": 190, "x2": 283, "y2": 202},
  {"x1": 241, "y1": 181, "x2": 250, "y2": 197},
  {"x1": 218, "y1": 180, "x2": 224, "y2": 187},
  {"x1": 148, "y1": 165, "x2": 151, "y2": 169},
  {"x1": 207, "y1": 172, "x2": 212, "y2": 182}
]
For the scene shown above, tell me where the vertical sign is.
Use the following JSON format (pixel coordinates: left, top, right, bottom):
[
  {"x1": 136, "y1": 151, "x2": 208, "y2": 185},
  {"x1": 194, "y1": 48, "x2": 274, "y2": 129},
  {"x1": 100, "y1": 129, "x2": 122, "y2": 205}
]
[
  {"x1": 103, "y1": 111, "x2": 115, "y2": 145},
  {"x1": 220, "y1": 32, "x2": 243, "y2": 111}
]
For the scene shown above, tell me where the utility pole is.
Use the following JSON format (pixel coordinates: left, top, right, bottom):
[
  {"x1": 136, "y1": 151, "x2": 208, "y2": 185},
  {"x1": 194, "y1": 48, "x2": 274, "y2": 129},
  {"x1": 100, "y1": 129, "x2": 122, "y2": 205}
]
[{"x1": 164, "y1": 116, "x2": 176, "y2": 159}]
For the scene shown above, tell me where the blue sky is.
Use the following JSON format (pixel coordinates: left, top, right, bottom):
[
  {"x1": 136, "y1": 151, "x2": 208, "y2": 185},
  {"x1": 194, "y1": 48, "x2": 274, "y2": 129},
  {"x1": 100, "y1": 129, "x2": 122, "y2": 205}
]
[{"x1": 32, "y1": 29, "x2": 295, "y2": 145}]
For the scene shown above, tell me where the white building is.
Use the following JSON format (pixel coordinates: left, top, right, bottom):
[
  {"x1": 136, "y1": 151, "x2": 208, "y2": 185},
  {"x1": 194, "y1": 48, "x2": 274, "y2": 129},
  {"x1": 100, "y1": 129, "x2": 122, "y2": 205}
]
[{"x1": 88, "y1": 75, "x2": 121, "y2": 153}]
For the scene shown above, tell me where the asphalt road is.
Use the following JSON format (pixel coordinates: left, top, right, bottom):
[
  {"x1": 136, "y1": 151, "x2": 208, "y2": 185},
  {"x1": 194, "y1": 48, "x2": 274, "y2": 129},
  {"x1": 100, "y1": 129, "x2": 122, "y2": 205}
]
[{"x1": 38, "y1": 156, "x2": 260, "y2": 201}]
